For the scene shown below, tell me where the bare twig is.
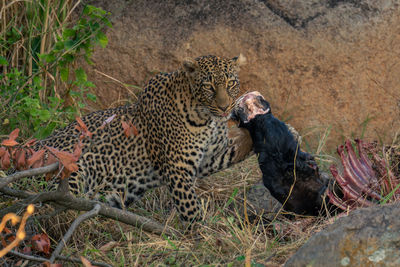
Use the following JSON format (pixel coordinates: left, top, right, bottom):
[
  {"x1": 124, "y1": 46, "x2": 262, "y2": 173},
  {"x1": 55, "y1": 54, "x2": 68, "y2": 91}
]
[
  {"x1": 94, "y1": 69, "x2": 140, "y2": 99},
  {"x1": 50, "y1": 204, "x2": 101, "y2": 262},
  {"x1": 0, "y1": 163, "x2": 59, "y2": 189},
  {"x1": 7, "y1": 249, "x2": 112, "y2": 267}
]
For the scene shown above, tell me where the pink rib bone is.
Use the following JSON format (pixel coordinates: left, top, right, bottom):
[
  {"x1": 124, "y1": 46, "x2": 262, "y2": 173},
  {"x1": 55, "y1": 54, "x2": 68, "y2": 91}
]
[
  {"x1": 355, "y1": 139, "x2": 377, "y2": 180},
  {"x1": 329, "y1": 165, "x2": 374, "y2": 207},
  {"x1": 326, "y1": 189, "x2": 349, "y2": 211},
  {"x1": 337, "y1": 145, "x2": 381, "y2": 201},
  {"x1": 345, "y1": 140, "x2": 369, "y2": 184}
]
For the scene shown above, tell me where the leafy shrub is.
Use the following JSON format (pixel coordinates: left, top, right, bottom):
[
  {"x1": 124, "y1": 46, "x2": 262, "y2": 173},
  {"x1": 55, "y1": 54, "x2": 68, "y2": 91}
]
[{"x1": 0, "y1": 1, "x2": 111, "y2": 139}]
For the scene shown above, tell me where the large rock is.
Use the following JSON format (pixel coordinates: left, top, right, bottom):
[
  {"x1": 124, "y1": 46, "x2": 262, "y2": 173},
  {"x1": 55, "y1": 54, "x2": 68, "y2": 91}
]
[
  {"x1": 83, "y1": 0, "x2": 400, "y2": 150},
  {"x1": 285, "y1": 202, "x2": 400, "y2": 267}
]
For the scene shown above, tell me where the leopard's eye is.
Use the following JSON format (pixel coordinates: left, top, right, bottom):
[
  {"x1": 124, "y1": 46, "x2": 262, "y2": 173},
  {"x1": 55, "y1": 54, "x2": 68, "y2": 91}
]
[
  {"x1": 228, "y1": 80, "x2": 237, "y2": 87},
  {"x1": 203, "y1": 84, "x2": 214, "y2": 91}
]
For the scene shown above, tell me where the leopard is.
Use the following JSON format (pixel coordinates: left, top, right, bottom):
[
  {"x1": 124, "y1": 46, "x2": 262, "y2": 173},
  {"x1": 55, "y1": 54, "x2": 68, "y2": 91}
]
[{"x1": 35, "y1": 54, "x2": 253, "y2": 221}]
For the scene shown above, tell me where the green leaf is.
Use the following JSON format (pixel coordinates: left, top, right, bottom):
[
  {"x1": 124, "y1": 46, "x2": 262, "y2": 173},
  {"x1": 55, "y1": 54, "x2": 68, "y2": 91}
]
[
  {"x1": 70, "y1": 90, "x2": 80, "y2": 97},
  {"x1": 38, "y1": 109, "x2": 51, "y2": 121},
  {"x1": 96, "y1": 32, "x2": 108, "y2": 48},
  {"x1": 83, "y1": 5, "x2": 95, "y2": 15},
  {"x1": 64, "y1": 39, "x2": 76, "y2": 49},
  {"x1": 0, "y1": 56, "x2": 8, "y2": 66},
  {"x1": 54, "y1": 40, "x2": 65, "y2": 50},
  {"x1": 252, "y1": 262, "x2": 266, "y2": 267},
  {"x1": 36, "y1": 121, "x2": 57, "y2": 139},
  {"x1": 85, "y1": 81, "x2": 95, "y2": 88},
  {"x1": 86, "y1": 93, "x2": 97, "y2": 102},
  {"x1": 381, "y1": 182, "x2": 400, "y2": 204},
  {"x1": 41, "y1": 53, "x2": 56, "y2": 63},
  {"x1": 60, "y1": 68, "x2": 69, "y2": 82},
  {"x1": 32, "y1": 76, "x2": 42, "y2": 86},
  {"x1": 75, "y1": 67, "x2": 87, "y2": 82},
  {"x1": 62, "y1": 28, "x2": 76, "y2": 39},
  {"x1": 62, "y1": 54, "x2": 74, "y2": 63},
  {"x1": 101, "y1": 17, "x2": 112, "y2": 28},
  {"x1": 48, "y1": 96, "x2": 62, "y2": 108},
  {"x1": 78, "y1": 101, "x2": 86, "y2": 108},
  {"x1": 236, "y1": 255, "x2": 245, "y2": 261}
]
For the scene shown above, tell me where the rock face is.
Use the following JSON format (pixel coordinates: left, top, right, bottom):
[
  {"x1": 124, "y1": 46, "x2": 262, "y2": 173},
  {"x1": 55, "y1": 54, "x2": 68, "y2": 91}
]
[
  {"x1": 285, "y1": 202, "x2": 400, "y2": 267},
  {"x1": 84, "y1": 0, "x2": 400, "y2": 150}
]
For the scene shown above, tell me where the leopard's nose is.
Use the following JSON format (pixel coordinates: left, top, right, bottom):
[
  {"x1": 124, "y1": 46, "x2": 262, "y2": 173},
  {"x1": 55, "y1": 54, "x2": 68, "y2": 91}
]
[{"x1": 218, "y1": 105, "x2": 229, "y2": 112}]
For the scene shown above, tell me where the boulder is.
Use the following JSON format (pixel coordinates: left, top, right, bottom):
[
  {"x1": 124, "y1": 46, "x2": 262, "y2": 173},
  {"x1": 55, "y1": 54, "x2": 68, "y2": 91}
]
[
  {"x1": 285, "y1": 202, "x2": 400, "y2": 267},
  {"x1": 82, "y1": 0, "x2": 400, "y2": 150}
]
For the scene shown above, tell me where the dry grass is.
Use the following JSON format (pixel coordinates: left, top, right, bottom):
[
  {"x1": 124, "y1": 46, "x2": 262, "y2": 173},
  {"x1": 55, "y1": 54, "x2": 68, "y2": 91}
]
[{"x1": 28, "y1": 156, "x2": 330, "y2": 267}]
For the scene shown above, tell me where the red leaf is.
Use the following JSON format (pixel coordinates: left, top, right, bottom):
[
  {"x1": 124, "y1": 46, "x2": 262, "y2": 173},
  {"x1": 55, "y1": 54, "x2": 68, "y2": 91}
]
[
  {"x1": 75, "y1": 117, "x2": 93, "y2": 138},
  {"x1": 73, "y1": 141, "x2": 83, "y2": 159},
  {"x1": 45, "y1": 153, "x2": 58, "y2": 181},
  {"x1": 131, "y1": 124, "x2": 138, "y2": 136},
  {"x1": 0, "y1": 147, "x2": 7, "y2": 158},
  {"x1": 2, "y1": 128, "x2": 20, "y2": 146},
  {"x1": 42, "y1": 263, "x2": 62, "y2": 267},
  {"x1": 121, "y1": 121, "x2": 129, "y2": 137},
  {"x1": 27, "y1": 149, "x2": 46, "y2": 169},
  {"x1": 46, "y1": 146, "x2": 79, "y2": 177},
  {"x1": 14, "y1": 148, "x2": 27, "y2": 170},
  {"x1": 75, "y1": 117, "x2": 88, "y2": 131},
  {"x1": 25, "y1": 138, "x2": 37, "y2": 147},
  {"x1": 31, "y1": 233, "x2": 51, "y2": 255},
  {"x1": 22, "y1": 246, "x2": 32, "y2": 255},
  {"x1": 80, "y1": 256, "x2": 93, "y2": 267},
  {"x1": 2, "y1": 139, "x2": 19, "y2": 147},
  {"x1": 8, "y1": 128, "x2": 20, "y2": 141},
  {"x1": 1, "y1": 150, "x2": 11, "y2": 170},
  {"x1": 121, "y1": 120, "x2": 138, "y2": 137}
]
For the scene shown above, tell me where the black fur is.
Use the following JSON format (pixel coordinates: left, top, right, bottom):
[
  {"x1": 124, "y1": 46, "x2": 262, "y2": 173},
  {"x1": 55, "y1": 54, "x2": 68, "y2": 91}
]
[{"x1": 233, "y1": 96, "x2": 327, "y2": 216}]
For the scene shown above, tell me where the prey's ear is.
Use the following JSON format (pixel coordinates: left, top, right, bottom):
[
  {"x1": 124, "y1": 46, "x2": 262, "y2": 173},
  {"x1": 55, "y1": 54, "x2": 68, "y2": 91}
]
[
  {"x1": 183, "y1": 58, "x2": 199, "y2": 78},
  {"x1": 231, "y1": 54, "x2": 246, "y2": 70}
]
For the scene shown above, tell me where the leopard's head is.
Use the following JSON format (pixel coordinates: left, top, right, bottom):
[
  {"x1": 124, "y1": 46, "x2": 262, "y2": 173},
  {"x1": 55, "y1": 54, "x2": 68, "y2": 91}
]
[{"x1": 183, "y1": 54, "x2": 246, "y2": 117}]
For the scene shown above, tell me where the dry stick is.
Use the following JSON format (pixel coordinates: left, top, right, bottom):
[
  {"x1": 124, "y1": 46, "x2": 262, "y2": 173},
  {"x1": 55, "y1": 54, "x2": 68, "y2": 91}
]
[
  {"x1": 0, "y1": 162, "x2": 59, "y2": 189},
  {"x1": 55, "y1": 194, "x2": 178, "y2": 236},
  {"x1": 7, "y1": 249, "x2": 112, "y2": 267},
  {"x1": 0, "y1": 186, "x2": 178, "y2": 236},
  {"x1": 0, "y1": 189, "x2": 62, "y2": 217},
  {"x1": 49, "y1": 204, "x2": 101, "y2": 263}
]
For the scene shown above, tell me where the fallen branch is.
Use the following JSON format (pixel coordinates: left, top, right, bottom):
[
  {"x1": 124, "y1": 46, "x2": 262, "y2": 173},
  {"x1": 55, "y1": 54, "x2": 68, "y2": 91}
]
[
  {"x1": 0, "y1": 186, "x2": 178, "y2": 236},
  {"x1": 7, "y1": 249, "x2": 112, "y2": 267},
  {"x1": 0, "y1": 163, "x2": 59, "y2": 189},
  {"x1": 50, "y1": 204, "x2": 101, "y2": 263}
]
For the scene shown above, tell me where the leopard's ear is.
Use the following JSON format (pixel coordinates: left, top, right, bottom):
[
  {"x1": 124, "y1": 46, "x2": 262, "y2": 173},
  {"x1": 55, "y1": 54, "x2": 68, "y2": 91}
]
[
  {"x1": 232, "y1": 54, "x2": 246, "y2": 70},
  {"x1": 183, "y1": 57, "x2": 199, "y2": 75}
]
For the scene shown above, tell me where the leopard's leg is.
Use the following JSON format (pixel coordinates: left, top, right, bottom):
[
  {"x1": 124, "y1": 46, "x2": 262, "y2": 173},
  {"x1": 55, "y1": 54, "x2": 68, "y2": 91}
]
[{"x1": 163, "y1": 163, "x2": 201, "y2": 222}]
